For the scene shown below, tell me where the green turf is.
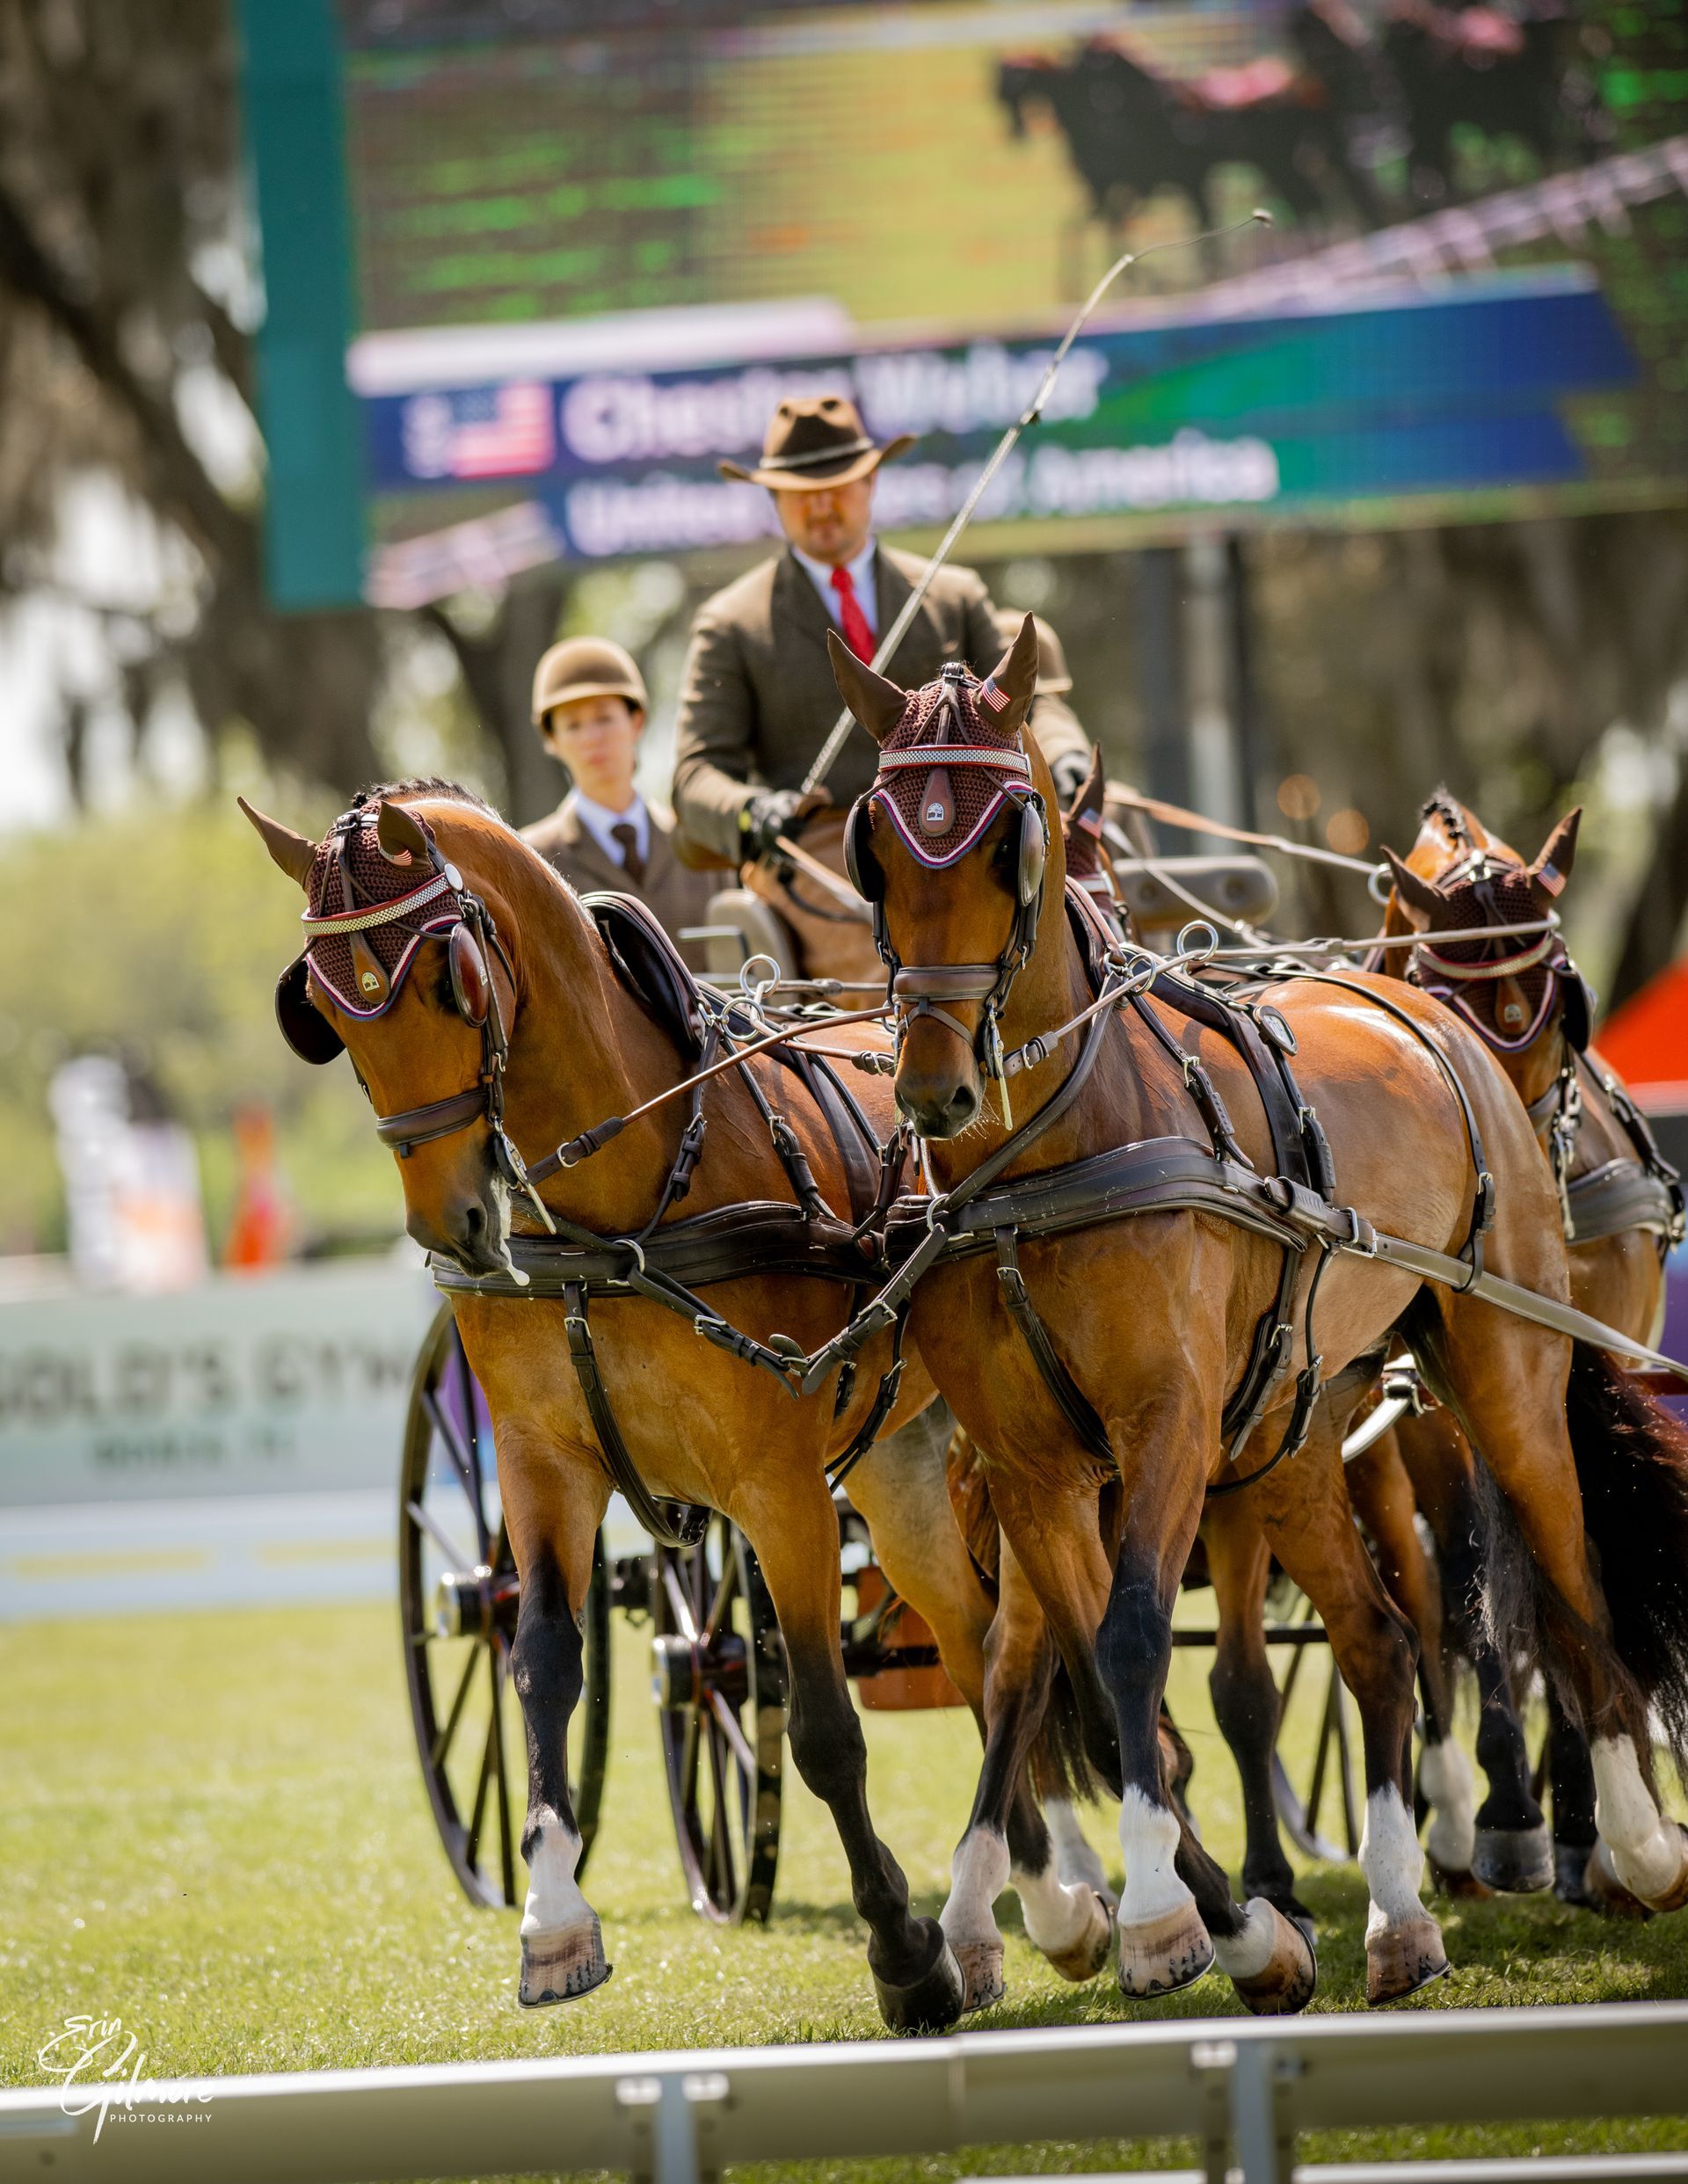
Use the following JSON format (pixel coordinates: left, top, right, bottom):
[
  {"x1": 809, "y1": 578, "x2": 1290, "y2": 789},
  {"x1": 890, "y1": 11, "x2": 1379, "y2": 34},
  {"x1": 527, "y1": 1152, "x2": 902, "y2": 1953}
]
[{"x1": 4, "y1": 1604, "x2": 1687, "y2": 2181}]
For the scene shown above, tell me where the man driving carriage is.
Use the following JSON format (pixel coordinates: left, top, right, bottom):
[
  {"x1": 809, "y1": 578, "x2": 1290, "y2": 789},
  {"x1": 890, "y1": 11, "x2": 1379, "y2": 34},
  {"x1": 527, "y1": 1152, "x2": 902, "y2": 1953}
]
[{"x1": 671, "y1": 392, "x2": 1093, "y2": 981}]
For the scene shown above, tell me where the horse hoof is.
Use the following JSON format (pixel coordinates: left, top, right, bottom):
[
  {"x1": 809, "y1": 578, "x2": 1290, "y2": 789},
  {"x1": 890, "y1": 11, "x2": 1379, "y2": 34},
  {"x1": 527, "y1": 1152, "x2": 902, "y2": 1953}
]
[
  {"x1": 873, "y1": 1921, "x2": 966, "y2": 2035},
  {"x1": 1553, "y1": 1842, "x2": 1600, "y2": 1910},
  {"x1": 1044, "y1": 1889, "x2": 1114, "y2": 1984},
  {"x1": 952, "y1": 1939, "x2": 1006, "y2": 2013},
  {"x1": 1471, "y1": 1822, "x2": 1553, "y2": 1894},
  {"x1": 519, "y1": 1919, "x2": 612, "y2": 2007},
  {"x1": 1117, "y1": 1901, "x2": 1214, "y2": 1999},
  {"x1": 1222, "y1": 1901, "x2": 1317, "y2": 2018},
  {"x1": 1582, "y1": 1840, "x2": 1654, "y2": 1920},
  {"x1": 1429, "y1": 1856, "x2": 1494, "y2": 1903},
  {"x1": 1620, "y1": 1823, "x2": 1688, "y2": 1916},
  {"x1": 1365, "y1": 1911, "x2": 1449, "y2": 2006}
]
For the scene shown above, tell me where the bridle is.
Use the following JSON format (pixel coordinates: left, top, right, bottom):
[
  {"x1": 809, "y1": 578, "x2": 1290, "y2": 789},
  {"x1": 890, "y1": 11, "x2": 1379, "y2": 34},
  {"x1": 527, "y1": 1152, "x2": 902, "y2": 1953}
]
[
  {"x1": 844, "y1": 664, "x2": 1048, "y2": 1123},
  {"x1": 274, "y1": 803, "x2": 557, "y2": 1233},
  {"x1": 1404, "y1": 845, "x2": 1571, "y2": 1055}
]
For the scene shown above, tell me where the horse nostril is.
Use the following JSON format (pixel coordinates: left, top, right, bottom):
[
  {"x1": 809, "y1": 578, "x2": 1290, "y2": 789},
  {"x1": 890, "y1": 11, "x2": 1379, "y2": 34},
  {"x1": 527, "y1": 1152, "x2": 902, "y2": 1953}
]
[
  {"x1": 950, "y1": 1084, "x2": 979, "y2": 1127},
  {"x1": 461, "y1": 1203, "x2": 486, "y2": 1242}
]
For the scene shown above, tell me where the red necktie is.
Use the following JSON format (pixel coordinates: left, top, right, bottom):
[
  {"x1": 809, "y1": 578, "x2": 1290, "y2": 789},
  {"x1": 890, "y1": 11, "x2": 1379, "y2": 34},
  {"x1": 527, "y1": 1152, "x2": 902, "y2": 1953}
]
[{"x1": 830, "y1": 564, "x2": 876, "y2": 664}]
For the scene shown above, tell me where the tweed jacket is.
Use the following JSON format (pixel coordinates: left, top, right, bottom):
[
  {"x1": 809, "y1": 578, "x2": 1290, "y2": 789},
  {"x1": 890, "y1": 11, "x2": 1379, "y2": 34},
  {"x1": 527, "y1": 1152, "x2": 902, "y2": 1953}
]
[
  {"x1": 520, "y1": 793, "x2": 717, "y2": 968},
  {"x1": 671, "y1": 545, "x2": 1089, "y2": 862}
]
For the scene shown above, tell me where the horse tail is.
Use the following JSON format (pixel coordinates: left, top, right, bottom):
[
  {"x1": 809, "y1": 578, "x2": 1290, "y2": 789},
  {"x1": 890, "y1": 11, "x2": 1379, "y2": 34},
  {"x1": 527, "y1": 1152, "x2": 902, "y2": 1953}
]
[
  {"x1": 1030, "y1": 1656, "x2": 1109, "y2": 1807},
  {"x1": 1564, "y1": 1344, "x2": 1688, "y2": 1772},
  {"x1": 943, "y1": 1423, "x2": 1001, "y2": 1592},
  {"x1": 942, "y1": 1423, "x2": 1110, "y2": 1802}
]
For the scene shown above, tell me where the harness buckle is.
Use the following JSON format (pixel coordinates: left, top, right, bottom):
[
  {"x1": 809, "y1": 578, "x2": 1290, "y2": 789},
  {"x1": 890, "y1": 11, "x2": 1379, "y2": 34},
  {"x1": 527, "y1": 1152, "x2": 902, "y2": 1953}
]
[{"x1": 1473, "y1": 1168, "x2": 1497, "y2": 1234}]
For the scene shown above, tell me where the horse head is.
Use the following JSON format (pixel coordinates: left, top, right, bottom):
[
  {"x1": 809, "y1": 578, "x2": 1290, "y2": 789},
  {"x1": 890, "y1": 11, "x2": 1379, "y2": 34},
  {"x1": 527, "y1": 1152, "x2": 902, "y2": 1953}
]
[
  {"x1": 1381, "y1": 790, "x2": 1583, "y2": 1052},
  {"x1": 830, "y1": 615, "x2": 1058, "y2": 1139},
  {"x1": 242, "y1": 783, "x2": 535, "y2": 1275},
  {"x1": 996, "y1": 53, "x2": 1056, "y2": 138}
]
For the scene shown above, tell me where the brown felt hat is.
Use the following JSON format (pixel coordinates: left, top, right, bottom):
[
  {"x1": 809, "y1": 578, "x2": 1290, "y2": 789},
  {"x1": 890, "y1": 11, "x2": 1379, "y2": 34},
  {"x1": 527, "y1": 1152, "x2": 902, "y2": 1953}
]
[
  {"x1": 531, "y1": 637, "x2": 648, "y2": 728},
  {"x1": 993, "y1": 608, "x2": 1073, "y2": 696},
  {"x1": 719, "y1": 393, "x2": 915, "y2": 490}
]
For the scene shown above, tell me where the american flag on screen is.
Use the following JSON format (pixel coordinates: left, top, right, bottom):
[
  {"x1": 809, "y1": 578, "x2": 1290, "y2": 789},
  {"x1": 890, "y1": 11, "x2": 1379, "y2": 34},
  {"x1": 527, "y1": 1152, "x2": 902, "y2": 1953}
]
[{"x1": 402, "y1": 382, "x2": 557, "y2": 481}]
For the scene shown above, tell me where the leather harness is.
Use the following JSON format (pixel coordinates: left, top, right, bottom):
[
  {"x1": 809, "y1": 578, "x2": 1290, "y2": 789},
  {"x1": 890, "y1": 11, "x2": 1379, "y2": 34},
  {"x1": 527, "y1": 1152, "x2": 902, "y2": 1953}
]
[{"x1": 291, "y1": 794, "x2": 1688, "y2": 1547}]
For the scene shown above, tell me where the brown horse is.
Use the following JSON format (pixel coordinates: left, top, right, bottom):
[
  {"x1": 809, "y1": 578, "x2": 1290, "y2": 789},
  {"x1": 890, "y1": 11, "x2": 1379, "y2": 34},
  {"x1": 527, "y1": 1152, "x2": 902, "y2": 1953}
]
[
  {"x1": 1058, "y1": 752, "x2": 1476, "y2": 1935},
  {"x1": 1372, "y1": 790, "x2": 1684, "y2": 1906},
  {"x1": 828, "y1": 619, "x2": 1688, "y2": 2013},
  {"x1": 240, "y1": 782, "x2": 1107, "y2": 2030}
]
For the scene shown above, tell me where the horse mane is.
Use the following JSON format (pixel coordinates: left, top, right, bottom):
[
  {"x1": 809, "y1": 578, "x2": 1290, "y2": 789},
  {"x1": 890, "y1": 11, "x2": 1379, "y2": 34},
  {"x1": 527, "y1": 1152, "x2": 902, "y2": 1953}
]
[{"x1": 360, "y1": 776, "x2": 500, "y2": 819}]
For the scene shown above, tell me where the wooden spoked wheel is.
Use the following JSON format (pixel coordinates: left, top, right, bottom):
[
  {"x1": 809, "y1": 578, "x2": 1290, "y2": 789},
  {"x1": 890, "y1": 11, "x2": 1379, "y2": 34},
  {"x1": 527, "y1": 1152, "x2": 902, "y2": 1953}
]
[
  {"x1": 650, "y1": 1511, "x2": 786, "y2": 1925},
  {"x1": 400, "y1": 1307, "x2": 611, "y2": 1909},
  {"x1": 1269, "y1": 1583, "x2": 1363, "y2": 1862}
]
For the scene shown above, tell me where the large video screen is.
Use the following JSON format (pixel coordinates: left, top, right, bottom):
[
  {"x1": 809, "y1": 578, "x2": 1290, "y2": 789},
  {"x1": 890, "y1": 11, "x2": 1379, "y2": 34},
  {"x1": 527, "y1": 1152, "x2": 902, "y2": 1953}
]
[{"x1": 302, "y1": 1, "x2": 1688, "y2": 602}]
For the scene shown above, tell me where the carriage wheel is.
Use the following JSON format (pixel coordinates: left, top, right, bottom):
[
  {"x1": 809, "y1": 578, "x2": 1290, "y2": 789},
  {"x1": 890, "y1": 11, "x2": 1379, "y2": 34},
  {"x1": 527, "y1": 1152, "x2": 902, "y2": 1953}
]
[
  {"x1": 1268, "y1": 1584, "x2": 1363, "y2": 1862},
  {"x1": 400, "y1": 1307, "x2": 611, "y2": 1910},
  {"x1": 650, "y1": 1511, "x2": 786, "y2": 1924}
]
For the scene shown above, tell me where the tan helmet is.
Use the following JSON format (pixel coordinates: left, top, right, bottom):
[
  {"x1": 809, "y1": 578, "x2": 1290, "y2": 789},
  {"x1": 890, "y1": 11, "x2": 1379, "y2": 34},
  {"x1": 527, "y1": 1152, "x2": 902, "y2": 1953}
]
[
  {"x1": 993, "y1": 609, "x2": 1072, "y2": 696},
  {"x1": 531, "y1": 636, "x2": 648, "y2": 728}
]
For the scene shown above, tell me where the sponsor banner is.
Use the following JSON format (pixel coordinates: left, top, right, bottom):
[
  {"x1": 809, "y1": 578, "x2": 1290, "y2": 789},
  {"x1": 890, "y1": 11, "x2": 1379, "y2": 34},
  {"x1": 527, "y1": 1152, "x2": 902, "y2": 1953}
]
[
  {"x1": 0, "y1": 1262, "x2": 436, "y2": 1507},
  {"x1": 362, "y1": 273, "x2": 1633, "y2": 564}
]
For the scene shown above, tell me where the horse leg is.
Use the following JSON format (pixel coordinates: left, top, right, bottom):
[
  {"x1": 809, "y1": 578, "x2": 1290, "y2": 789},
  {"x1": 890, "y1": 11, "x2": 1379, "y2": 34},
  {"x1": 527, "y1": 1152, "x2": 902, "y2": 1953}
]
[
  {"x1": 501, "y1": 1454, "x2": 612, "y2": 2007},
  {"x1": 1043, "y1": 1795, "x2": 1115, "y2": 1911},
  {"x1": 938, "y1": 1532, "x2": 1112, "y2": 2009},
  {"x1": 843, "y1": 1398, "x2": 994, "y2": 1719},
  {"x1": 1202, "y1": 1496, "x2": 1314, "y2": 1940},
  {"x1": 1396, "y1": 1408, "x2": 1549, "y2": 1892},
  {"x1": 1249, "y1": 1409, "x2": 1445, "y2": 2006},
  {"x1": 740, "y1": 1468, "x2": 964, "y2": 2032},
  {"x1": 996, "y1": 1395, "x2": 1313, "y2": 2017},
  {"x1": 1347, "y1": 1430, "x2": 1481, "y2": 1896},
  {"x1": 1100, "y1": 1420, "x2": 1316, "y2": 2015},
  {"x1": 1415, "y1": 1306, "x2": 1688, "y2": 1914},
  {"x1": 1542, "y1": 1687, "x2": 1628, "y2": 1912}
]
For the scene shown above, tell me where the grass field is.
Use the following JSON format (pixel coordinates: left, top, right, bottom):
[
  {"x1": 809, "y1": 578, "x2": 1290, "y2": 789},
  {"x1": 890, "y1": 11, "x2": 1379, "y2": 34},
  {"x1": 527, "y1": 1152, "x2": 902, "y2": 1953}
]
[{"x1": 4, "y1": 1601, "x2": 1688, "y2": 2182}]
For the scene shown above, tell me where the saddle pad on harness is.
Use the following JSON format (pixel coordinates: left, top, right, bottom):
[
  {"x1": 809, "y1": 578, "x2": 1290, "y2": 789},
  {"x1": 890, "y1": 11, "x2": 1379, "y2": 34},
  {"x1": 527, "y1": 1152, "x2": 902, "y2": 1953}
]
[{"x1": 584, "y1": 892, "x2": 706, "y2": 1067}]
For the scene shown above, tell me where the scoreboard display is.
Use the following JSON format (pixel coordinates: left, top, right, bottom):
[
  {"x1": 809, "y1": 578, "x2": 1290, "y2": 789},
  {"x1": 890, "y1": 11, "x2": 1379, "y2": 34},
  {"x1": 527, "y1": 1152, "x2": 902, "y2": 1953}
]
[{"x1": 236, "y1": 0, "x2": 1688, "y2": 608}]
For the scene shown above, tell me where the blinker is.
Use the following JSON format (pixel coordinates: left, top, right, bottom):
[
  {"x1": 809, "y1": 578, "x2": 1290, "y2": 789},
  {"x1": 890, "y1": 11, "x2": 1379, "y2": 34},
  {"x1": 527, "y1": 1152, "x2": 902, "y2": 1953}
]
[
  {"x1": 448, "y1": 921, "x2": 491, "y2": 1026},
  {"x1": 274, "y1": 956, "x2": 346, "y2": 1065}
]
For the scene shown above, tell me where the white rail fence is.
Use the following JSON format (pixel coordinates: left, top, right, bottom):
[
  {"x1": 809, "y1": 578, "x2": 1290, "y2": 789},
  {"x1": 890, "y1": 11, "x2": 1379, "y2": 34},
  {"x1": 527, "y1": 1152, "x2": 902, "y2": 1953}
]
[{"x1": 2, "y1": 2002, "x2": 1685, "y2": 2184}]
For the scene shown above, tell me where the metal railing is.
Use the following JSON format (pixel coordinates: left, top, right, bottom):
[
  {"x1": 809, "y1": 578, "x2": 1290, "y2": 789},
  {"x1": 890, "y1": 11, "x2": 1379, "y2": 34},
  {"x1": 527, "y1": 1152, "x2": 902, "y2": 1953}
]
[{"x1": 2, "y1": 2001, "x2": 1684, "y2": 2184}]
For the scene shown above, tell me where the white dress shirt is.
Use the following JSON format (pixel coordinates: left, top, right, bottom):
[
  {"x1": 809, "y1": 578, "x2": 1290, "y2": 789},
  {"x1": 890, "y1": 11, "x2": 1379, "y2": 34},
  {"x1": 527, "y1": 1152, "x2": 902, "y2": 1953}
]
[
  {"x1": 792, "y1": 535, "x2": 879, "y2": 642},
  {"x1": 570, "y1": 787, "x2": 651, "y2": 871}
]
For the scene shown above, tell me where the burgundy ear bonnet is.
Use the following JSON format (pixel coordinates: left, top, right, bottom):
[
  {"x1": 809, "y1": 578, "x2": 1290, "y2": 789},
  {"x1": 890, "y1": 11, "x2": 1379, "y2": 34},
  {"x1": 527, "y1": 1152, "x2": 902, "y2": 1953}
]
[
  {"x1": 300, "y1": 808, "x2": 463, "y2": 1020},
  {"x1": 868, "y1": 665, "x2": 1038, "y2": 869}
]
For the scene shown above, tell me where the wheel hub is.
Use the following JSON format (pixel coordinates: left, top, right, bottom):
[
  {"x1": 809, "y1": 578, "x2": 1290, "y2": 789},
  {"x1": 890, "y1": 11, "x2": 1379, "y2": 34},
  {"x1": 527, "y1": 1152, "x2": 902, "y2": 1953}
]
[{"x1": 651, "y1": 1630, "x2": 749, "y2": 1710}]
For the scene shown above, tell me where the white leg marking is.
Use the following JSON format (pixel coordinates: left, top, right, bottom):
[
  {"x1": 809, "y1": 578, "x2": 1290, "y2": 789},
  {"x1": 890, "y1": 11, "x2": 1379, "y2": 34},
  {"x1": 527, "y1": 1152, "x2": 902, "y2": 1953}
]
[
  {"x1": 1011, "y1": 1853, "x2": 1100, "y2": 1957},
  {"x1": 1592, "y1": 1735, "x2": 1683, "y2": 1900},
  {"x1": 1117, "y1": 1787, "x2": 1195, "y2": 1927},
  {"x1": 1211, "y1": 1896, "x2": 1280, "y2": 1981},
  {"x1": 939, "y1": 1826, "x2": 1009, "y2": 1955},
  {"x1": 1418, "y1": 1737, "x2": 1478, "y2": 1872},
  {"x1": 521, "y1": 1809, "x2": 592, "y2": 1940},
  {"x1": 1044, "y1": 1796, "x2": 1111, "y2": 1898},
  {"x1": 1359, "y1": 1785, "x2": 1426, "y2": 1940}
]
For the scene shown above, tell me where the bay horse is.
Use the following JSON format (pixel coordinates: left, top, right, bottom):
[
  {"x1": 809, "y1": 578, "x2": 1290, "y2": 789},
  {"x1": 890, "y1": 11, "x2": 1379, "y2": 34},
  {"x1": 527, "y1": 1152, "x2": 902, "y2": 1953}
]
[
  {"x1": 1059, "y1": 755, "x2": 1477, "y2": 1935},
  {"x1": 827, "y1": 619, "x2": 1688, "y2": 2012},
  {"x1": 241, "y1": 783, "x2": 1110, "y2": 2031},
  {"x1": 1373, "y1": 789, "x2": 1684, "y2": 1906}
]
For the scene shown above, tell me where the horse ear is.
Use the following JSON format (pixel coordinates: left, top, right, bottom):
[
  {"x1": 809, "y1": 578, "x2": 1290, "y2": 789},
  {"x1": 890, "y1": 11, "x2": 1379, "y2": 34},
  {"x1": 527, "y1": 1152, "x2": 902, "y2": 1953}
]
[
  {"x1": 238, "y1": 797, "x2": 316, "y2": 887},
  {"x1": 984, "y1": 612, "x2": 1040, "y2": 732},
  {"x1": 1065, "y1": 745, "x2": 1106, "y2": 823},
  {"x1": 1526, "y1": 806, "x2": 1581, "y2": 909},
  {"x1": 826, "y1": 630, "x2": 906, "y2": 745},
  {"x1": 375, "y1": 798, "x2": 432, "y2": 865},
  {"x1": 1382, "y1": 846, "x2": 1444, "y2": 926}
]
